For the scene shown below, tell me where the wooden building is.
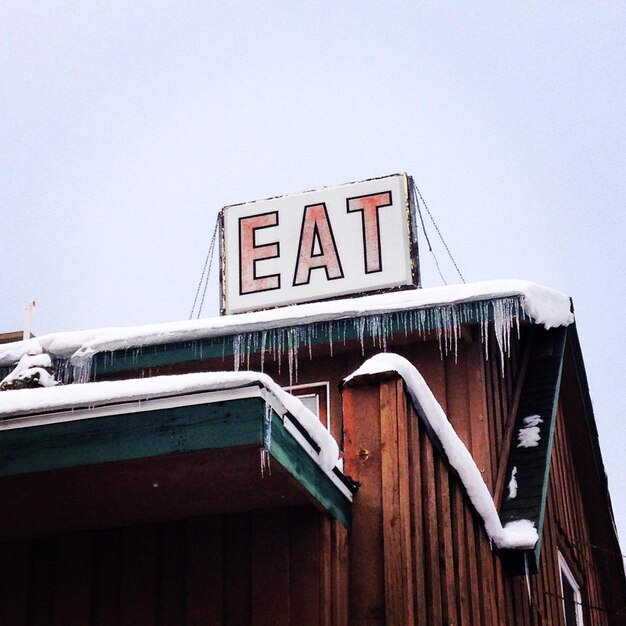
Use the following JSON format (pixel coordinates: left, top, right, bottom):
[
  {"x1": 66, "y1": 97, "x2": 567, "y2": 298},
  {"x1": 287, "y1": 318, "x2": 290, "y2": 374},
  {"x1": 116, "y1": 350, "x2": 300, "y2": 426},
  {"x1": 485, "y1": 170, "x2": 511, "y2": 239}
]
[{"x1": 0, "y1": 280, "x2": 624, "y2": 625}]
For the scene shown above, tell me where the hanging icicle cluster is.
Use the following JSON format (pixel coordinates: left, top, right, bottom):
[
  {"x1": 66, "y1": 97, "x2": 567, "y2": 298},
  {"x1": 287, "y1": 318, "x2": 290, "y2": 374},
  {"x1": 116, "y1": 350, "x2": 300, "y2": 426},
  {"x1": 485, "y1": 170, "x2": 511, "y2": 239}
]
[
  {"x1": 229, "y1": 296, "x2": 523, "y2": 384},
  {"x1": 44, "y1": 295, "x2": 525, "y2": 386}
]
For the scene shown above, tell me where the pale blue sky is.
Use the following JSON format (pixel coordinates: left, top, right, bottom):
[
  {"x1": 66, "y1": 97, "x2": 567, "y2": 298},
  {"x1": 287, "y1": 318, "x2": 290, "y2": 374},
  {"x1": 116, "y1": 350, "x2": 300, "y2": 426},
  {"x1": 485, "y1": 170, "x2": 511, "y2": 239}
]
[{"x1": 2, "y1": 1, "x2": 625, "y2": 545}]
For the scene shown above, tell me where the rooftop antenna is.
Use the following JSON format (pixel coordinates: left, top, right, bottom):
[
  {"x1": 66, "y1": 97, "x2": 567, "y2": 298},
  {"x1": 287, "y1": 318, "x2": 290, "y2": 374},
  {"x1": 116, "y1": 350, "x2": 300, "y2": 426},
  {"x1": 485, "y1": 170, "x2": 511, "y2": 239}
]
[{"x1": 24, "y1": 300, "x2": 36, "y2": 340}]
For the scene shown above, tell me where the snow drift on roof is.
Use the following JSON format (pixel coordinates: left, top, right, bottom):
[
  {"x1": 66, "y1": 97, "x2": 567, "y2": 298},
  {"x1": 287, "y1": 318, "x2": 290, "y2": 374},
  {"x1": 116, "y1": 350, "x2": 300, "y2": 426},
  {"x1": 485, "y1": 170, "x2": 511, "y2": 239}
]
[
  {"x1": 0, "y1": 280, "x2": 573, "y2": 368},
  {"x1": 0, "y1": 371, "x2": 339, "y2": 472},
  {"x1": 344, "y1": 352, "x2": 539, "y2": 550}
]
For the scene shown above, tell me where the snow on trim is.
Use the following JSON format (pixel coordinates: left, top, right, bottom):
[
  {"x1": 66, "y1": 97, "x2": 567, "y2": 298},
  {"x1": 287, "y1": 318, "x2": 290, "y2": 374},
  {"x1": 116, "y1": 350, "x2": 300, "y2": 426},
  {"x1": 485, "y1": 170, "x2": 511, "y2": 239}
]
[
  {"x1": 0, "y1": 371, "x2": 339, "y2": 472},
  {"x1": 344, "y1": 352, "x2": 539, "y2": 550},
  {"x1": 0, "y1": 280, "x2": 573, "y2": 367}
]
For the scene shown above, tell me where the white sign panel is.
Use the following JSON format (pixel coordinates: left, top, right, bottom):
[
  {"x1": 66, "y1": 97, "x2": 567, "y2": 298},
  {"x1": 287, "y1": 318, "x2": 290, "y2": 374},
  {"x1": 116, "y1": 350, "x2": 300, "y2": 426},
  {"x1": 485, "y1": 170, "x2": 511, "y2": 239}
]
[{"x1": 220, "y1": 173, "x2": 419, "y2": 314}]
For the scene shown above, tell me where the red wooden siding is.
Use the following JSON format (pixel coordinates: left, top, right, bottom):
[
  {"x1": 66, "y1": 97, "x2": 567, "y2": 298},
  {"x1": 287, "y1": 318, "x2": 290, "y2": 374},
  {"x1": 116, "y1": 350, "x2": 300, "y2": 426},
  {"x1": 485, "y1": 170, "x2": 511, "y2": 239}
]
[
  {"x1": 0, "y1": 507, "x2": 346, "y2": 626},
  {"x1": 343, "y1": 369, "x2": 622, "y2": 625}
]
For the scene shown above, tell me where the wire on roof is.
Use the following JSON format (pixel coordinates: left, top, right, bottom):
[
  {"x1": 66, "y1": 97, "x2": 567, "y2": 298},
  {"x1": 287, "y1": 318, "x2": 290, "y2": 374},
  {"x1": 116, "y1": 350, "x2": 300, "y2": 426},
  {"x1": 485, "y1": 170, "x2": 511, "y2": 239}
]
[
  {"x1": 189, "y1": 215, "x2": 220, "y2": 319},
  {"x1": 411, "y1": 180, "x2": 466, "y2": 285}
]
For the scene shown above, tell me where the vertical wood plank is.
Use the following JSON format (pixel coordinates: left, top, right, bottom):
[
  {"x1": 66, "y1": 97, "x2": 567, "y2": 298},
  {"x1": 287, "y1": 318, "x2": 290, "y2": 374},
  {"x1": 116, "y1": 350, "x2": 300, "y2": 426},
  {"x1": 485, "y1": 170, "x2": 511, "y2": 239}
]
[
  {"x1": 342, "y1": 384, "x2": 386, "y2": 625},
  {"x1": 118, "y1": 524, "x2": 158, "y2": 626},
  {"x1": 423, "y1": 429, "x2": 443, "y2": 625},
  {"x1": 186, "y1": 516, "x2": 223, "y2": 626},
  {"x1": 157, "y1": 521, "x2": 186, "y2": 626},
  {"x1": 53, "y1": 532, "x2": 93, "y2": 626},
  {"x1": 250, "y1": 509, "x2": 290, "y2": 626},
  {"x1": 466, "y1": 341, "x2": 492, "y2": 491},
  {"x1": 26, "y1": 536, "x2": 57, "y2": 626},
  {"x1": 435, "y1": 458, "x2": 457, "y2": 625},
  {"x1": 407, "y1": 401, "x2": 428, "y2": 626},
  {"x1": 380, "y1": 380, "x2": 414, "y2": 625},
  {"x1": 288, "y1": 508, "x2": 320, "y2": 626},
  {"x1": 0, "y1": 539, "x2": 30, "y2": 626},
  {"x1": 331, "y1": 520, "x2": 349, "y2": 626},
  {"x1": 463, "y1": 507, "x2": 481, "y2": 625},
  {"x1": 91, "y1": 528, "x2": 121, "y2": 626},
  {"x1": 319, "y1": 516, "x2": 332, "y2": 626},
  {"x1": 224, "y1": 513, "x2": 251, "y2": 626},
  {"x1": 451, "y1": 484, "x2": 471, "y2": 626}
]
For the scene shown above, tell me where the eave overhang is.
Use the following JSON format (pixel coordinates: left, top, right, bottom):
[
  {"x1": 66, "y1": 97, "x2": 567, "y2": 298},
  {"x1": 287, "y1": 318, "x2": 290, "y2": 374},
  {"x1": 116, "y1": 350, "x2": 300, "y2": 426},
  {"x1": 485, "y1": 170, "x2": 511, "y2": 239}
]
[
  {"x1": 498, "y1": 326, "x2": 567, "y2": 575},
  {"x1": 0, "y1": 384, "x2": 354, "y2": 540}
]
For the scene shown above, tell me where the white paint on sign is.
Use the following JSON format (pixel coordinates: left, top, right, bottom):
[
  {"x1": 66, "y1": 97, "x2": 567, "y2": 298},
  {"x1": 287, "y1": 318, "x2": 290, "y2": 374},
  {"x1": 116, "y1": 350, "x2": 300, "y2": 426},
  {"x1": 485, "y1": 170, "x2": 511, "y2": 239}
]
[{"x1": 220, "y1": 173, "x2": 418, "y2": 314}]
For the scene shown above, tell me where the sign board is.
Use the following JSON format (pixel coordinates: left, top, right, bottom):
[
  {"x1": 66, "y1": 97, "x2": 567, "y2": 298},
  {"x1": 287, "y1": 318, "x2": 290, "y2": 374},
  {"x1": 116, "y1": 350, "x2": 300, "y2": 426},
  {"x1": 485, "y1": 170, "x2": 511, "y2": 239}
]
[{"x1": 220, "y1": 173, "x2": 419, "y2": 314}]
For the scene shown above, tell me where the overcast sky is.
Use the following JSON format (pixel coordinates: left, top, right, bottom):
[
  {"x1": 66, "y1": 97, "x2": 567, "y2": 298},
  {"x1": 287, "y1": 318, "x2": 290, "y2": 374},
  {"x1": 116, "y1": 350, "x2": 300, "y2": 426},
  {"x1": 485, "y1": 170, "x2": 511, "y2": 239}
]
[{"x1": 2, "y1": 2, "x2": 625, "y2": 547}]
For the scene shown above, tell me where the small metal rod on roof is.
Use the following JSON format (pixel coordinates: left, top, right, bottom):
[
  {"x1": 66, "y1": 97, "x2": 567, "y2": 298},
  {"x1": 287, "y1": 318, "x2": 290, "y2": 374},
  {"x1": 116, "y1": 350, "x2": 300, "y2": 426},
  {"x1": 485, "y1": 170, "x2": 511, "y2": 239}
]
[{"x1": 24, "y1": 300, "x2": 36, "y2": 341}]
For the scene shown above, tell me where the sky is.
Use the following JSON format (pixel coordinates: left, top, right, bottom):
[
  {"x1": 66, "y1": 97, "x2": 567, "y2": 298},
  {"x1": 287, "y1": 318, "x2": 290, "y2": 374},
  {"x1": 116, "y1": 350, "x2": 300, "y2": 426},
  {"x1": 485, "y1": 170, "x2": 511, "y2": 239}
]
[{"x1": 1, "y1": 2, "x2": 625, "y2": 547}]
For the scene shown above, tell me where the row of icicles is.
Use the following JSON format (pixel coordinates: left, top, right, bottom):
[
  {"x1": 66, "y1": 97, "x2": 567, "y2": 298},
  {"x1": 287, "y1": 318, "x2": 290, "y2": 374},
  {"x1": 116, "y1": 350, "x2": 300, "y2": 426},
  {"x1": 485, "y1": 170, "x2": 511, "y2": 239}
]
[{"x1": 54, "y1": 296, "x2": 524, "y2": 387}]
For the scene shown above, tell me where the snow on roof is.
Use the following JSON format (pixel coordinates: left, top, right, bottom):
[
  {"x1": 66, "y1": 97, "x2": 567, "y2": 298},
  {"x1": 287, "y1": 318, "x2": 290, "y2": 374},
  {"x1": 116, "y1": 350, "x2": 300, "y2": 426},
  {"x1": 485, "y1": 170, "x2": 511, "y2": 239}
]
[
  {"x1": 0, "y1": 280, "x2": 573, "y2": 368},
  {"x1": 0, "y1": 370, "x2": 340, "y2": 472},
  {"x1": 344, "y1": 352, "x2": 539, "y2": 550}
]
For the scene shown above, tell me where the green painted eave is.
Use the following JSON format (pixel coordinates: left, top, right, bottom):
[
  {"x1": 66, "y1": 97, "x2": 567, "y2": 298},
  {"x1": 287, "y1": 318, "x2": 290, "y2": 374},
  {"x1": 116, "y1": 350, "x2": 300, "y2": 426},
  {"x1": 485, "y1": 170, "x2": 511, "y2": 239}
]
[
  {"x1": 0, "y1": 396, "x2": 351, "y2": 528},
  {"x1": 499, "y1": 326, "x2": 567, "y2": 576}
]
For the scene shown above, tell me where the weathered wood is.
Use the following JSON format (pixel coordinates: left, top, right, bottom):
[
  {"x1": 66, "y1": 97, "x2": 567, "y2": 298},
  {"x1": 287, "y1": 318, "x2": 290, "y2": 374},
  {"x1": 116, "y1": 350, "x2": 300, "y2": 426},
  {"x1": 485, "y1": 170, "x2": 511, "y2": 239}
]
[
  {"x1": 224, "y1": 513, "x2": 251, "y2": 625},
  {"x1": 0, "y1": 539, "x2": 29, "y2": 626},
  {"x1": 342, "y1": 384, "x2": 386, "y2": 624},
  {"x1": 269, "y1": 413, "x2": 352, "y2": 529},
  {"x1": 379, "y1": 379, "x2": 414, "y2": 625},
  {"x1": 289, "y1": 508, "x2": 322, "y2": 625},
  {"x1": 407, "y1": 398, "x2": 428, "y2": 625},
  {"x1": 91, "y1": 528, "x2": 121, "y2": 626},
  {"x1": 157, "y1": 521, "x2": 186, "y2": 626},
  {"x1": 435, "y1": 458, "x2": 457, "y2": 625},
  {"x1": 185, "y1": 516, "x2": 223, "y2": 626},
  {"x1": 27, "y1": 537, "x2": 57, "y2": 626},
  {"x1": 320, "y1": 516, "x2": 333, "y2": 626},
  {"x1": 423, "y1": 425, "x2": 443, "y2": 624},
  {"x1": 53, "y1": 532, "x2": 92, "y2": 626},
  {"x1": 0, "y1": 397, "x2": 265, "y2": 477},
  {"x1": 251, "y1": 509, "x2": 290, "y2": 626},
  {"x1": 118, "y1": 524, "x2": 157, "y2": 626},
  {"x1": 331, "y1": 520, "x2": 349, "y2": 626}
]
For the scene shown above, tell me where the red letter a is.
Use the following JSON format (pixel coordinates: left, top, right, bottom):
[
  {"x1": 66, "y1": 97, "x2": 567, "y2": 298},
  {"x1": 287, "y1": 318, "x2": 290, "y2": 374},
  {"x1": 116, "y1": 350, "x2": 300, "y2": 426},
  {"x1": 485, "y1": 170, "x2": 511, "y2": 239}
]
[{"x1": 293, "y1": 204, "x2": 344, "y2": 286}]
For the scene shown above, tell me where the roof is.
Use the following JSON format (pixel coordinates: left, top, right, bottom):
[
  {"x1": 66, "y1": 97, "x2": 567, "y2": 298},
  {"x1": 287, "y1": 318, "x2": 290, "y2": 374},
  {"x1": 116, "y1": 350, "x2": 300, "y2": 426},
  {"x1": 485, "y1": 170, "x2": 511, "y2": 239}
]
[
  {"x1": 0, "y1": 280, "x2": 572, "y2": 366},
  {"x1": 0, "y1": 280, "x2": 574, "y2": 384}
]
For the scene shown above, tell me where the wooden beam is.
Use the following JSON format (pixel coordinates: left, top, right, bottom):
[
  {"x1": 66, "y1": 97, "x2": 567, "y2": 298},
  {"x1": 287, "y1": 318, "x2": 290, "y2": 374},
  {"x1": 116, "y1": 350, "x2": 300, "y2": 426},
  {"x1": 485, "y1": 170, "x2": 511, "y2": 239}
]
[{"x1": 379, "y1": 379, "x2": 414, "y2": 625}]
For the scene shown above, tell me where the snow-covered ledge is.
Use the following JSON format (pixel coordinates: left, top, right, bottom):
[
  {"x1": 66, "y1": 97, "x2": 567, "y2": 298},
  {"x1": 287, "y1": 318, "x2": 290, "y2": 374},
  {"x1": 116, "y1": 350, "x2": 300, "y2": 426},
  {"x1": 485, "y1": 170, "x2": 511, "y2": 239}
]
[
  {"x1": 344, "y1": 352, "x2": 538, "y2": 550},
  {"x1": 0, "y1": 371, "x2": 340, "y2": 472},
  {"x1": 0, "y1": 280, "x2": 573, "y2": 368}
]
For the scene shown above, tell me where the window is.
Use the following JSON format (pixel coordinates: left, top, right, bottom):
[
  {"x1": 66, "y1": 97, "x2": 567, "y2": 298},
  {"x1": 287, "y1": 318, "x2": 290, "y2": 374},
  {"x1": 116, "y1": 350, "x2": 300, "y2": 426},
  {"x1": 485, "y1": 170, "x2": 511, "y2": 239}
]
[
  {"x1": 284, "y1": 382, "x2": 330, "y2": 431},
  {"x1": 559, "y1": 551, "x2": 584, "y2": 626}
]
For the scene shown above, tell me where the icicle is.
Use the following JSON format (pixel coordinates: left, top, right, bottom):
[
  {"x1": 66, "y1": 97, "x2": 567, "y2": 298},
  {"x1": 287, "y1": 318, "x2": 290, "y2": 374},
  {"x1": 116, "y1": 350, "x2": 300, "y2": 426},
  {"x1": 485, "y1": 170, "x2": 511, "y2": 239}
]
[
  {"x1": 260, "y1": 331, "x2": 267, "y2": 371},
  {"x1": 71, "y1": 354, "x2": 94, "y2": 384},
  {"x1": 524, "y1": 552, "x2": 532, "y2": 604},
  {"x1": 232, "y1": 335, "x2": 241, "y2": 372},
  {"x1": 287, "y1": 327, "x2": 299, "y2": 387},
  {"x1": 245, "y1": 334, "x2": 252, "y2": 370},
  {"x1": 328, "y1": 321, "x2": 334, "y2": 357},
  {"x1": 261, "y1": 400, "x2": 273, "y2": 477}
]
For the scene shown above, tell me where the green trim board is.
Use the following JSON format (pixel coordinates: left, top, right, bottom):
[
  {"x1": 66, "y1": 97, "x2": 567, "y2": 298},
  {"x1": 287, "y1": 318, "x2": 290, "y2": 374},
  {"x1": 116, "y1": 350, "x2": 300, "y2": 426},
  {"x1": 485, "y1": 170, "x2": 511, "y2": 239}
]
[
  {"x1": 0, "y1": 395, "x2": 352, "y2": 528},
  {"x1": 499, "y1": 326, "x2": 567, "y2": 576}
]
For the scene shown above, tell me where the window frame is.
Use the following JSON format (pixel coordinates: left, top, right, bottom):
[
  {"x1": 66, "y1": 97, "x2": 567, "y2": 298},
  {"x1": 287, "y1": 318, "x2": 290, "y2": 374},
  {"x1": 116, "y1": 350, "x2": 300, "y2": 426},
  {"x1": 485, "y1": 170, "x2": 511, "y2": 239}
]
[
  {"x1": 284, "y1": 381, "x2": 331, "y2": 431},
  {"x1": 558, "y1": 550, "x2": 584, "y2": 626}
]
